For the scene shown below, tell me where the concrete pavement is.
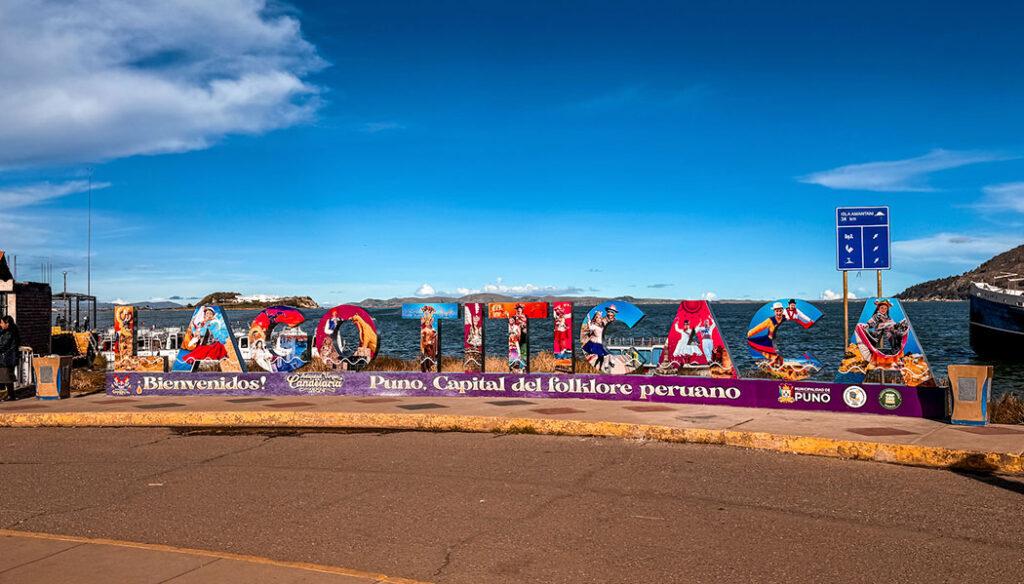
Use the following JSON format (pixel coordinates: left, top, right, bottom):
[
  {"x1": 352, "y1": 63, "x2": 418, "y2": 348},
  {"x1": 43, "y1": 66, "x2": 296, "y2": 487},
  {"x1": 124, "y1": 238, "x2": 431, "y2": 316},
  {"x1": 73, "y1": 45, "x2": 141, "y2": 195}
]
[
  {"x1": 0, "y1": 390, "x2": 1022, "y2": 474},
  {"x1": 2, "y1": 428, "x2": 1022, "y2": 583}
]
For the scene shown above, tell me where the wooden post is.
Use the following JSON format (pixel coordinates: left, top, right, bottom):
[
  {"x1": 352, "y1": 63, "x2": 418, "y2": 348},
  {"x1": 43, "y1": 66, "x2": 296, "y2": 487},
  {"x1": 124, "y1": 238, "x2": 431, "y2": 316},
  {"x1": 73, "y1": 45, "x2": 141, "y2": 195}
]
[
  {"x1": 876, "y1": 270, "x2": 883, "y2": 298},
  {"x1": 843, "y1": 271, "x2": 850, "y2": 345}
]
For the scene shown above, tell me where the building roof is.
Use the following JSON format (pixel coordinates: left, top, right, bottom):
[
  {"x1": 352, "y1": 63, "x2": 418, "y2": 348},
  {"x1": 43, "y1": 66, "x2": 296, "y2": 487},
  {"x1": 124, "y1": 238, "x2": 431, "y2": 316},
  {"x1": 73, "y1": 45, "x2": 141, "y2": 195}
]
[{"x1": 53, "y1": 292, "x2": 97, "y2": 301}]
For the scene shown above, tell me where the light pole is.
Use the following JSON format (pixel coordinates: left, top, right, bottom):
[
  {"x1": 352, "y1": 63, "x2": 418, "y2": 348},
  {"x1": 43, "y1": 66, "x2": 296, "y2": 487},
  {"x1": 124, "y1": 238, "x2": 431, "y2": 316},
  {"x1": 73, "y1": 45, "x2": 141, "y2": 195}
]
[{"x1": 87, "y1": 168, "x2": 92, "y2": 303}]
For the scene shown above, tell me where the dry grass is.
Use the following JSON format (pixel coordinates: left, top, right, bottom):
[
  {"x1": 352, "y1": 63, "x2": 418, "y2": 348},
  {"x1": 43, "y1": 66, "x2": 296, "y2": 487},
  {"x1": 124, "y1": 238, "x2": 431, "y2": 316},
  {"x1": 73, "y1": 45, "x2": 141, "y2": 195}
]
[
  {"x1": 301, "y1": 357, "x2": 334, "y2": 371},
  {"x1": 363, "y1": 355, "x2": 418, "y2": 371},
  {"x1": 71, "y1": 368, "x2": 106, "y2": 394},
  {"x1": 989, "y1": 393, "x2": 1024, "y2": 425}
]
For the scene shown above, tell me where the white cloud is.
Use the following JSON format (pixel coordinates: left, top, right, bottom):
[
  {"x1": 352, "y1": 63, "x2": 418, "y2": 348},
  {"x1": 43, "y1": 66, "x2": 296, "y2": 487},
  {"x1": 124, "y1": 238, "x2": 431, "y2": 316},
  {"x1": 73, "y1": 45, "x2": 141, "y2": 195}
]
[
  {"x1": 477, "y1": 277, "x2": 583, "y2": 296},
  {"x1": 359, "y1": 122, "x2": 406, "y2": 133},
  {"x1": 977, "y1": 182, "x2": 1024, "y2": 213},
  {"x1": 820, "y1": 289, "x2": 856, "y2": 300},
  {"x1": 700, "y1": 291, "x2": 718, "y2": 301},
  {"x1": 415, "y1": 283, "x2": 435, "y2": 296},
  {"x1": 798, "y1": 149, "x2": 1009, "y2": 192},
  {"x1": 0, "y1": 0, "x2": 325, "y2": 169},
  {"x1": 893, "y1": 233, "x2": 1022, "y2": 265},
  {"x1": 426, "y1": 278, "x2": 584, "y2": 297},
  {"x1": 0, "y1": 180, "x2": 111, "y2": 209}
]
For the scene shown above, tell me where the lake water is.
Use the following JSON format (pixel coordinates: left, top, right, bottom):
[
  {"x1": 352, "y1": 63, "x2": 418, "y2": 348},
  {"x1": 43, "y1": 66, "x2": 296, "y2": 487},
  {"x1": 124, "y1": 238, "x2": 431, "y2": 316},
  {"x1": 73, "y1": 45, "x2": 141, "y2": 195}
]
[{"x1": 96, "y1": 301, "x2": 1024, "y2": 398}]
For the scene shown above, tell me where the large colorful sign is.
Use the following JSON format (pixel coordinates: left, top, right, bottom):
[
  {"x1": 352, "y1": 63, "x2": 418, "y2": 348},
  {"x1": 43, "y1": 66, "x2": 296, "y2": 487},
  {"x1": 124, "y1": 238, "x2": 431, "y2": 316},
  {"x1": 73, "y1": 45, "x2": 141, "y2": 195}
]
[
  {"x1": 746, "y1": 299, "x2": 823, "y2": 381},
  {"x1": 106, "y1": 370, "x2": 944, "y2": 418},
  {"x1": 580, "y1": 301, "x2": 644, "y2": 374},
  {"x1": 489, "y1": 302, "x2": 547, "y2": 373},
  {"x1": 113, "y1": 306, "x2": 136, "y2": 361},
  {"x1": 314, "y1": 305, "x2": 379, "y2": 371},
  {"x1": 403, "y1": 303, "x2": 458, "y2": 372},
  {"x1": 463, "y1": 303, "x2": 485, "y2": 373},
  {"x1": 248, "y1": 306, "x2": 308, "y2": 372},
  {"x1": 836, "y1": 298, "x2": 935, "y2": 387},
  {"x1": 552, "y1": 302, "x2": 573, "y2": 374},
  {"x1": 655, "y1": 301, "x2": 736, "y2": 378},
  {"x1": 112, "y1": 305, "x2": 166, "y2": 371},
  {"x1": 172, "y1": 305, "x2": 246, "y2": 372},
  {"x1": 109, "y1": 297, "x2": 946, "y2": 419}
]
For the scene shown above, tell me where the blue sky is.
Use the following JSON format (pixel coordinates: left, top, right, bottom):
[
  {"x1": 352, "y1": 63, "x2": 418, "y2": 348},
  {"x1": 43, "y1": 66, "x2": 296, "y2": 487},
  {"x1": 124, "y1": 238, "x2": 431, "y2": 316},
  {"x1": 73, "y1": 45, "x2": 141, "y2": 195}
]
[{"x1": 2, "y1": 0, "x2": 1023, "y2": 304}]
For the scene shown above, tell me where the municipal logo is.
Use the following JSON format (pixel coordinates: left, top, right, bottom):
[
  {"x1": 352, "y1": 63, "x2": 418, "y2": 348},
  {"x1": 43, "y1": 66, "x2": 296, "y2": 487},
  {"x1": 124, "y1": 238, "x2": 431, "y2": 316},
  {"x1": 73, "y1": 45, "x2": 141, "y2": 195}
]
[
  {"x1": 110, "y1": 374, "x2": 133, "y2": 395},
  {"x1": 778, "y1": 382, "x2": 831, "y2": 404},
  {"x1": 778, "y1": 383, "x2": 795, "y2": 404},
  {"x1": 843, "y1": 385, "x2": 867, "y2": 409},
  {"x1": 878, "y1": 388, "x2": 902, "y2": 410}
]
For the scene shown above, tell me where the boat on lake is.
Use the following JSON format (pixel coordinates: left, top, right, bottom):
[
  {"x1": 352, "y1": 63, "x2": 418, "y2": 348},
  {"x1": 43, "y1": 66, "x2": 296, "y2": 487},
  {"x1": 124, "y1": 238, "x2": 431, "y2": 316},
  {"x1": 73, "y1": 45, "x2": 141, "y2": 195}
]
[
  {"x1": 605, "y1": 336, "x2": 666, "y2": 370},
  {"x1": 969, "y1": 281, "x2": 1024, "y2": 358}
]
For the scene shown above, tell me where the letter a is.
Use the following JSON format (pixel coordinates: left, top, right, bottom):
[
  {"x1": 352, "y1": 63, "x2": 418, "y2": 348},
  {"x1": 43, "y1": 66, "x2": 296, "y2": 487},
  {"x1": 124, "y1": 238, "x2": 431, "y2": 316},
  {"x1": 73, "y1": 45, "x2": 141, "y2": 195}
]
[
  {"x1": 172, "y1": 305, "x2": 246, "y2": 372},
  {"x1": 655, "y1": 300, "x2": 736, "y2": 378},
  {"x1": 836, "y1": 298, "x2": 935, "y2": 386}
]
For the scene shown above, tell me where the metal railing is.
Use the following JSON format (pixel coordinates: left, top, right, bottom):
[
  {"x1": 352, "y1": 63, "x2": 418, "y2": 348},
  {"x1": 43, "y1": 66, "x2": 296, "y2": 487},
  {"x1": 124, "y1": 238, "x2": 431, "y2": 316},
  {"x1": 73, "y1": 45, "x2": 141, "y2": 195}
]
[{"x1": 605, "y1": 337, "x2": 667, "y2": 348}]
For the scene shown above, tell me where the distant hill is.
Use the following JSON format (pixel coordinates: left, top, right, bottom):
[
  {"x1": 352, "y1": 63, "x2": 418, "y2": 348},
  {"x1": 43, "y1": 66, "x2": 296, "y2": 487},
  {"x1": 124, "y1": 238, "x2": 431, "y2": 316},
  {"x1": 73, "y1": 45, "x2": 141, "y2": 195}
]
[
  {"x1": 123, "y1": 300, "x2": 184, "y2": 310},
  {"x1": 193, "y1": 292, "x2": 320, "y2": 310},
  {"x1": 897, "y1": 244, "x2": 1024, "y2": 300},
  {"x1": 86, "y1": 300, "x2": 184, "y2": 310}
]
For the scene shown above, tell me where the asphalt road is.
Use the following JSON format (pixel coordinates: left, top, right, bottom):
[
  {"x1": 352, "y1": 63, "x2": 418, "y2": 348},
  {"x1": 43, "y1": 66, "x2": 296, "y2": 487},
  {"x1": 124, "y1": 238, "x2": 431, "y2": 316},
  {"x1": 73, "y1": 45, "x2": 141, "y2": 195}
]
[{"x1": 0, "y1": 427, "x2": 1022, "y2": 583}]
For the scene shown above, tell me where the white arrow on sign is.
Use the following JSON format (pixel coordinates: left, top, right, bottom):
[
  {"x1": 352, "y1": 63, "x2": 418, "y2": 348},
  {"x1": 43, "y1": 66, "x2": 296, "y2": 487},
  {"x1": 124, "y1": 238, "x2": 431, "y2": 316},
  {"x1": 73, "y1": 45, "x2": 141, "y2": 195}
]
[{"x1": 873, "y1": 245, "x2": 879, "y2": 251}]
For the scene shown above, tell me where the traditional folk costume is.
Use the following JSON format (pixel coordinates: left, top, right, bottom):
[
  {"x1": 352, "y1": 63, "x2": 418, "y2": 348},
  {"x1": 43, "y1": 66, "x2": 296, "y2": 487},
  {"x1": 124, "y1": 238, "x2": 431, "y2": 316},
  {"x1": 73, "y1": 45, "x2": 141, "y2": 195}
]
[
  {"x1": 696, "y1": 320, "x2": 716, "y2": 362},
  {"x1": 553, "y1": 310, "x2": 571, "y2": 356},
  {"x1": 747, "y1": 315, "x2": 786, "y2": 360}
]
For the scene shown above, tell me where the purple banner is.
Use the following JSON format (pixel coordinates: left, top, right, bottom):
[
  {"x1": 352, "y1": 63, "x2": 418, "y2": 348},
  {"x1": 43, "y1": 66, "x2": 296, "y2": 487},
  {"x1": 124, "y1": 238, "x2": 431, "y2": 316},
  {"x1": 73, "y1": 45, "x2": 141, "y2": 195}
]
[{"x1": 107, "y1": 371, "x2": 944, "y2": 418}]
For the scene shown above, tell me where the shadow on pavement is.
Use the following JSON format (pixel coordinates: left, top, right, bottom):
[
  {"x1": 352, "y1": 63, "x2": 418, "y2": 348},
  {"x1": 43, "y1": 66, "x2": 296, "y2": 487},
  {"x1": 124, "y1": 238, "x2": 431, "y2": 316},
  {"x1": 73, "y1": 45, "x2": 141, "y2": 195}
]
[{"x1": 951, "y1": 468, "x2": 1024, "y2": 496}]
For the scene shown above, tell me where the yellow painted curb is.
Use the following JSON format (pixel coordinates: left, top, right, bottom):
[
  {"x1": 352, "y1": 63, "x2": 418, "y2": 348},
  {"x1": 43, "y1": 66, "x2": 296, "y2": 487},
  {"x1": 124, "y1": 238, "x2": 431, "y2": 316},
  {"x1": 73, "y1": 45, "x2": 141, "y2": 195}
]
[
  {"x1": 0, "y1": 410, "x2": 1021, "y2": 475},
  {"x1": 0, "y1": 528, "x2": 432, "y2": 584}
]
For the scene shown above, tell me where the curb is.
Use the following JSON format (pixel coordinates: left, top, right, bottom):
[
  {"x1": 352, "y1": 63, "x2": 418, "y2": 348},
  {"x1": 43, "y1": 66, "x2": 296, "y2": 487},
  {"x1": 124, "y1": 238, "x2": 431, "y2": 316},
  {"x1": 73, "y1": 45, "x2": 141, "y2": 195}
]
[
  {"x1": 1, "y1": 410, "x2": 1021, "y2": 475},
  {"x1": 0, "y1": 528, "x2": 431, "y2": 584}
]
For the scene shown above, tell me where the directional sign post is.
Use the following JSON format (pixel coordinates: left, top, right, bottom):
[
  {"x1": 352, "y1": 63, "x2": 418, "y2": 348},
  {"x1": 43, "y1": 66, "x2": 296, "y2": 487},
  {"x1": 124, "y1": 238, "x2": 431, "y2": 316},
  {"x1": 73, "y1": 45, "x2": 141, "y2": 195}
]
[
  {"x1": 836, "y1": 206, "x2": 891, "y2": 345},
  {"x1": 836, "y1": 206, "x2": 890, "y2": 271}
]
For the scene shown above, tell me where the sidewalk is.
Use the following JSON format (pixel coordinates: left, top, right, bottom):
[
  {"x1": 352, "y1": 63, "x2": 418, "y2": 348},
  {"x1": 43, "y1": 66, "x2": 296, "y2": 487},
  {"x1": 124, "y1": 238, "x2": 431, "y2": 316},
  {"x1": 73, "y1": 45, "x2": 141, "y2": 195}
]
[
  {"x1": 1, "y1": 390, "x2": 1022, "y2": 474},
  {"x1": 0, "y1": 530, "x2": 426, "y2": 584}
]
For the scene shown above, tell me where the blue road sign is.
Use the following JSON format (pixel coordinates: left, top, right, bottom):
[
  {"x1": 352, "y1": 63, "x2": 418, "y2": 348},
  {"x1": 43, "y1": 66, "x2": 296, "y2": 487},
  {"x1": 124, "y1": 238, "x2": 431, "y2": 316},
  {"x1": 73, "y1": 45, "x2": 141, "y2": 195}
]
[{"x1": 836, "y1": 207, "x2": 890, "y2": 271}]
